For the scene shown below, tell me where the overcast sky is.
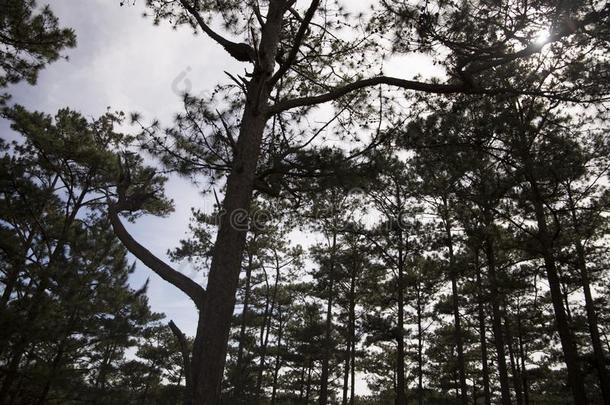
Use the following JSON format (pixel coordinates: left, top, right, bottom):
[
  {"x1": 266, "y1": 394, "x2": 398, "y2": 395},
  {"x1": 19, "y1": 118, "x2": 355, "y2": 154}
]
[{"x1": 4, "y1": 0, "x2": 445, "y2": 338}]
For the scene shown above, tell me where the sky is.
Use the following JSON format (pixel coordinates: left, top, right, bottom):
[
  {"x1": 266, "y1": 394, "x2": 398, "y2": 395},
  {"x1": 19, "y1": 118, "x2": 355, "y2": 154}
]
[{"x1": 3, "y1": 0, "x2": 444, "y2": 339}]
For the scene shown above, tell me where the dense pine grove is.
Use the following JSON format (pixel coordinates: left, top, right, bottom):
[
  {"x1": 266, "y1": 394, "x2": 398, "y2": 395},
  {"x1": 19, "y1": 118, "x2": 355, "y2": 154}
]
[{"x1": 1, "y1": 0, "x2": 610, "y2": 404}]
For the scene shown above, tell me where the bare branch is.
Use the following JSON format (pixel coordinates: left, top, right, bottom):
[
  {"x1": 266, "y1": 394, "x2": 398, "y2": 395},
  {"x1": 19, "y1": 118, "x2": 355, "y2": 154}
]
[
  {"x1": 108, "y1": 207, "x2": 206, "y2": 307},
  {"x1": 267, "y1": 77, "x2": 469, "y2": 115}
]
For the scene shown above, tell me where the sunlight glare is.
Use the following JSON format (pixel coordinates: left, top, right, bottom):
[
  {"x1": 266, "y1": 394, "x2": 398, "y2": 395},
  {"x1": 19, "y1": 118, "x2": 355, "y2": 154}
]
[{"x1": 535, "y1": 29, "x2": 550, "y2": 45}]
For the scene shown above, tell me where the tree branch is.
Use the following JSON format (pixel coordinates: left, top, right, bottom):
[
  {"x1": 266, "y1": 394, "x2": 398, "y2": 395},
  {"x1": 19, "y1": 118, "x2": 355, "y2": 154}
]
[
  {"x1": 108, "y1": 207, "x2": 206, "y2": 307},
  {"x1": 178, "y1": 0, "x2": 255, "y2": 62},
  {"x1": 168, "y1": 319, "x2": 192, "y2": 400},
  {"x1": 267, "y1": 77, "x2": 469, "y2": 114},
  {"x1": 465, "y1": 4, "x2": 610, "y2": 75},
  {"x1": 270, "y1": 0, "x2": 320, "y2": 85},
  {"x1": 267, "y1": 4, "x2": 609, "y2": 115}
]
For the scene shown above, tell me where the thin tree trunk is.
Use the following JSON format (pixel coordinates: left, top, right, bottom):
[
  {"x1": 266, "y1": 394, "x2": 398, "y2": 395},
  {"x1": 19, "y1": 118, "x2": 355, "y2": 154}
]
[
  {"x1": 396, "y1": 230, "x2": 407, "y2": 405},
  {"x1": 319, "y1": 231, "x2": 337, "y2": 405},
  {"x1": 475, "y1": 251, "x2": 492, "y2": 405},
  {"x1": 516, "y1": 308, "x2": 530, "y2": 405},
  {"x1": 567, "y1": 189, "x2": 610, "y2": 404},
  {"x1": 416, "y1": 281, "x2": 424, "y2": 405},
  {"x1": 256, "y1": 256, "x2": 282, "y2": 400},
  {"x1": 270, "y1": 307, "x2": 283, "y2": 405},
  {"x1": 234, "y1": 254, "x2": 254, "y2": 398},
  {"x1": 305, "y1": 359, "x2": 313, "y2": 404},
  {"x1": 342, "y1": 333, "x2": 350, "y2": 405},
  {"x1": 169, "y1": 320, "x2": 192, "y2": 405},
  {"x1": 484, "y1": 235, "x2": 512, "y2": 405},
  {"x1": 504, "y1": 317, "x2": 523, "y2": 405},
  {"x1": 347, "y1": 259, "x2": 358, "y2": 405},
  {"x1": 442, "y1": 199, "x2": 468, "y2": 405}
]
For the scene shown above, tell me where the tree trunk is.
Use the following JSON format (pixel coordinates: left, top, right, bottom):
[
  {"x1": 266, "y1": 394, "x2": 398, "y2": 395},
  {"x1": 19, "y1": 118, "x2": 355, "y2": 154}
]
[
  {"x1": 396, "y1": 231, "x2": 407, "y2": 405},
  {"x1": 191, "y1": 4, "x2": 285, "y2": 402},
  {"x1": 528, "y1": 179, "x2": 588, "y2": 404},
  {"x1": 416, "y1": 281, "x2": 424, "y2": 405},
  {"x1": 256, "y1": 257, "x2": 281, "y2": 400},
  {"x1": 516, "y1": 308, "x2": 530, "y2": 405},
  {"x1": 305, "y1": 359, "x2": 313, "y2": 404},
  {"x1": 484, "y1": 235, "x2": 512, "y2": 405},
  {"x1": 319, "y1": 231, "x2": 337, "y2": 405},
  {"x1": 169, "y1": 320, "x2": 192, "y2": 405},
  {"x1": 343, "y1": 260, "x2": 357, "y2": 405},
  {"x1": 567, "y1": 189, "x2": 610, "y2": 404},
  {"x1": 475, "y1": 251, "x2": 492, "y2": 405},
  {"x1": 342, "y1": 332, "x2": 350, "y2": 405},
  {"x1": 234, "y1": 254, "x2": 254, "y2": 398},
  {"x1": 270, "y1": 306, "x2": 283, "y2": 405},
  {"x1": 504, "y1": 317, "x2": 523, "y2": 405},
  {"x1": 442, "y1": 201, "x2": 468, "y2": 405}
]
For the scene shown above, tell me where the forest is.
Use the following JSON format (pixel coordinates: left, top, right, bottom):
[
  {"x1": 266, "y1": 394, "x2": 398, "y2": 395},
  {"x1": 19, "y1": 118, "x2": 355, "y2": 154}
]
[{"x1": 1, "y1": 0, "x2": 610, "y2": 404}]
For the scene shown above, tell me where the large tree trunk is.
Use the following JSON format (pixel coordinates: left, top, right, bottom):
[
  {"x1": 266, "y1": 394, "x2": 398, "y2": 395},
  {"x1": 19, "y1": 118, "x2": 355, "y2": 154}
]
[{"x1": 191, "y1": 4, "x2": 285, "y2": 403}]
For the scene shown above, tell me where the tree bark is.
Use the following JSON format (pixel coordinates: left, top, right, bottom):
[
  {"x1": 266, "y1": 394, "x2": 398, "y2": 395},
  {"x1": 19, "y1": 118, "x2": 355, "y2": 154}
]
[{"x1": 191, "y1": 3, "x2": 285, "y2": 402}]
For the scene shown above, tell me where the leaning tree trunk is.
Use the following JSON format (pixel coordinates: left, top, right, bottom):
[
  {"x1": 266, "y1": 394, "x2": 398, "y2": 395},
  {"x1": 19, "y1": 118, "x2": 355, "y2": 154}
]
[{"x1": 191, "y1": 3, "x2": 285, "y2": 403}]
